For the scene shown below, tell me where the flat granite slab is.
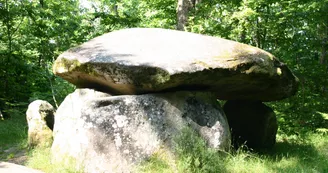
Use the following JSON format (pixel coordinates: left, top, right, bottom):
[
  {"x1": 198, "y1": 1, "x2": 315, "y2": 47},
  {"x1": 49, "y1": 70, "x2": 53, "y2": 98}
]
[{"x1": 53, "y1": 28, "x2": 298, "y2": 101}]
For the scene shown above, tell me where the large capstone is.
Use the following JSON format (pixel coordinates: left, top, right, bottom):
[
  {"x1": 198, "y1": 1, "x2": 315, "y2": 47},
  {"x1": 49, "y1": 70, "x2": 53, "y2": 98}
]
[
  {"x1": 51, "y1": 89, "x2": 230, "y2": 173},
  {"x1": 26, "y1": 100, "x2": 55, "y2": 148},
  {"x1": 223, "y1": 100, "x2": 278, "y2": 149},
  {"x1": 53, "y1": 28, "x2": 298, "y2": 101}
]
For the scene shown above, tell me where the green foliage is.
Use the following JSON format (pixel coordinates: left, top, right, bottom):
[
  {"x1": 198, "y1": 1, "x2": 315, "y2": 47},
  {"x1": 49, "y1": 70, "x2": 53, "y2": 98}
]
[
  {"x1": 0, "y1": 108, "x2": 27, "y2": 149},
  {"x1": 267, "y1": 59, "x2": 328, "y2": 135},
  {"x1": 174, "y1": 127, "x2": 227, "y2": 173},
  {"x1": 138, "y1": 127, "x2": 328, "y2": 173},
  {"x1": 137, "y1": 150, "x2": 177, "y2": 173},
  {"x1": 0, "y1": 0, "x2": 80, "y2": 112}
]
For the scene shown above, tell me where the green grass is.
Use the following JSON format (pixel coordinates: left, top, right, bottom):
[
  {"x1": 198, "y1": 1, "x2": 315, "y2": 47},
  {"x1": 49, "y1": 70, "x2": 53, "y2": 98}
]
[
  {"x1": 0, "y1": 111, "x2": 28, "y2": 161},
  {"x1": 225, "y1": 133, "x2": 328, "y2": 173},
  {"x1": 138, "y1": 129, "x2": 328, "y2": 173},
  {"x1": 0, "y1": 112, "x2": 28, "y2": 147},
  {"x1": 25, "y1": 147, "x2": 83, "y2": 173}
]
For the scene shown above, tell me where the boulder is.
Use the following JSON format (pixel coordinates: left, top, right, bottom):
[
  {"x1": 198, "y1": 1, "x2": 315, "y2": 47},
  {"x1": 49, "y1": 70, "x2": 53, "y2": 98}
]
[
  {"x1": 53, "y1": 28, "x2": 298, "y2": 101},
  {"x1": 223, "y1": 100, "x2": 278, "y2": 149},
  {"x1": 26, "y1": 100, "x2": 55, "y2": 148},
  {"x1": 51, "y1": 89, "x2": 230, "y2": 173}
]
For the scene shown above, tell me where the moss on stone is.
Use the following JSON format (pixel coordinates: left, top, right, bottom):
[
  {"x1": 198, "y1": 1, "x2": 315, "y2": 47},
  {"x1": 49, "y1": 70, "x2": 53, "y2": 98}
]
[
  {"x1": 53, "y1": 58, "x2": 81, "y2": 73},
  {"x1": 192, "y1": 60, "x2": 211, "y2": 69},
  {"x1": 76, "y1": 64, "x2": 99, "y2": 76},
  {"x1": 54, "y1": 57, "x2": 99, "y2": 77},
  {"x1": 277, "y1": 68, "x2": 282, "y2": 76}
]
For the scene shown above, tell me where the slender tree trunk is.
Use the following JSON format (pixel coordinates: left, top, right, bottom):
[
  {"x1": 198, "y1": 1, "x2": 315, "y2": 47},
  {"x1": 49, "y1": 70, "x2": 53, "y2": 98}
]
[
  {"x1": 262, "y1": 5, "x2": 269, "y2": 49},
  {"x1": 176, "y1": 0, "x2": 201, "y2": 31},
  {"x1": 255, "y1": 17, "x2": 261, "y2": 48},
  {"x1": 47, "y1": 75, "x2": 58, "y2": 108},
  {"x1": 113, "y1": 3, "x2": 119, "y2": 16},
  {"x1": 239, "y1": 26, "x2": 246, "y2": 43},
  {"x1": 177, "y1": 0, "x2": 191, "y2": 31},
  {"x1": 319, "y1": 23, "x2": 327, "y2": 64},
  {"x1": 320, "y1": 40, "x2": 327, "y2": 64},
  {"x1": 4, "y1": 0, "x2": 12, "y2": 96}
]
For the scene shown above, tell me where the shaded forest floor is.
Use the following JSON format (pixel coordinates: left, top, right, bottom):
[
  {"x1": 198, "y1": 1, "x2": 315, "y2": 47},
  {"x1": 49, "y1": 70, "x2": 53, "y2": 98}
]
[
  {"x1": 0, "y1": 145, "x2": 28, "y2": 165},
  {"x1": 0, "y1": 112, "x2": 29, "y2": 165}
]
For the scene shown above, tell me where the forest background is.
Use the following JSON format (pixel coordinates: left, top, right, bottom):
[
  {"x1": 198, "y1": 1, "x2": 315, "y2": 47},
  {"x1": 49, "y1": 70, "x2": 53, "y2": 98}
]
[{"x1": 0, "y1": 0, "x2": 328, "y2": 172}]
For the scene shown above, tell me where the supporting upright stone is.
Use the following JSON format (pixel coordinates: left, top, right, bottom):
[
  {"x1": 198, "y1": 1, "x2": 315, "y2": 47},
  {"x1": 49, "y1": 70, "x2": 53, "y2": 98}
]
[
  {"x1": 26, "y1": 100, "x2": 55, "y2": 148},
  {"x1": 223, "y1": 100, "x2": 278, "y2": 149},
  {"x1": 51, "y1": 89, "x2": 230, "y2": 173}
]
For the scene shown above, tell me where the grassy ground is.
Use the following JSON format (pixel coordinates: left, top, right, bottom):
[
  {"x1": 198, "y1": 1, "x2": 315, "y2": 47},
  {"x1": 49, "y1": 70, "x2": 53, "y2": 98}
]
[
  {"x1": 25, "y1": 147, "x2": 83, "y2": 173},
  {"x1": 138, "y1": 128, "x2": 328, "y2": 173},
  {"x1": 0, "y1": 110, "x2": 28, "y2": 163},
  {"x1": 1, "y1": 98, "x2": 327, "y2": 173}
]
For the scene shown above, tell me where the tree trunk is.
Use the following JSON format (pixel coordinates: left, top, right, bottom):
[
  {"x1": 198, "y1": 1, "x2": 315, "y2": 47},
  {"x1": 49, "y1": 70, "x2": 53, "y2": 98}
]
[
  {"x1": 320, "y1": 40, "x2": 327, "y2": 64},
  {"x1": 176, "y1": 0, "x2": 201, "y2": 31},
  {"x1": 239, "y1": 26, "x2": 246, "y2": 43},
  {"x1": 319, "y1": 24, "x2": 327, "y2": 64},
  {"x1": 177, "y1": 0, "x2": 191, "y2": 31},
  {"x1": 4, "y1": 0, "x2": 12, "y2": 96},
  {"x1": 255, "y1": 17, "x2": 261, "y2": 48},
  {"x1": 113, "y1": 4, "x2": 119, "y2": 16}
]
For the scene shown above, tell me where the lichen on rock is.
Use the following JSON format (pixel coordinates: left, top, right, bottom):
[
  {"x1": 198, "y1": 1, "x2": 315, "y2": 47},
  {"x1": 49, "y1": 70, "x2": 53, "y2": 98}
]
[
  {"x1": 51, "y1": 89, "x2": 230, "y2": 173},
  {"x1": 53, "y1": 28, "x2": 298, "y2": 101}
]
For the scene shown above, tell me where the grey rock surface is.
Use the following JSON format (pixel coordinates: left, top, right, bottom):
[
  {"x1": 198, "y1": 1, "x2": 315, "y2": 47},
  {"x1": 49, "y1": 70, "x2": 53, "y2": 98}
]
[
  {"x1": 51, "y1": 89, "x2": 230, "y2": 173},
  {"x1": 223, "y1": 100, "x2": 278, "y2": 149},
  {"x1": 53, "y1": 28, "x2": 298, "y2": 101},
  {"x1": 26, "y1": 100, "x2": 55, "y2": 148},
  {"x1": 0, "y1": 162, "x2": 43, "y2": 173}
]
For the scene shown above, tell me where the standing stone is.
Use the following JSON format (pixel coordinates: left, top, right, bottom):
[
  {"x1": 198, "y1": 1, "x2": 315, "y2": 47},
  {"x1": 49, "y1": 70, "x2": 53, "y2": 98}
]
[
  {"x1": 223, "y1": 100, "x2": 278, "y2": 149},
  {"x1": 51, "y1": 89, "x2": 230, "y2": 173},
  {"x1": 26, "y1": 100, "x2": 55, "y2": 148}
]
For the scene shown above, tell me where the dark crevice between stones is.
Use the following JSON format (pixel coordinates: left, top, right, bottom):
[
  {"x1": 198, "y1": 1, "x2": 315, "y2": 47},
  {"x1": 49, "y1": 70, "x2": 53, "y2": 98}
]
[{"x1": 223, "y1": 100, "x2": 278, "y2": 150}]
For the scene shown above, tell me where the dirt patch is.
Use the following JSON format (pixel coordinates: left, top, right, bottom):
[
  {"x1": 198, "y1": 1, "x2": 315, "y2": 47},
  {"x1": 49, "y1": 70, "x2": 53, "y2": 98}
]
[{"x1": 0, "y1": 146, "x2": 28, "y2": 165}]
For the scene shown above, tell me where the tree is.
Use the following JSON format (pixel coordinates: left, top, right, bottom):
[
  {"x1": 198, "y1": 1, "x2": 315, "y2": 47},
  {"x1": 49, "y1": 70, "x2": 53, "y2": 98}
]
[{"x1": 177, "y1": 0, "x2": 201, "y2": 30}]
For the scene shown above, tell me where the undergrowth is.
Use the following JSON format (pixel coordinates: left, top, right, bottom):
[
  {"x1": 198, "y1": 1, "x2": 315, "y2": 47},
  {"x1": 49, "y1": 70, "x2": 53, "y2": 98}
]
[
  {"x1": 0, "y1": 108, "x2": 27, "y2": 147},
  {"x1": 138, "y1": 127, "x2": 328, "y2": 173},
  {"x1": 0, "y1": 108, "x2": 28, "y2": 161}
]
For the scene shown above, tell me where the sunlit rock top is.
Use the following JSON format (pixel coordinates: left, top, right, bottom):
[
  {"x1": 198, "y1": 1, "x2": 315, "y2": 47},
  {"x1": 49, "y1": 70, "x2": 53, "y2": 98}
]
[{"x1": 53, "y1": 28, "x2": 298, "y2": 101}]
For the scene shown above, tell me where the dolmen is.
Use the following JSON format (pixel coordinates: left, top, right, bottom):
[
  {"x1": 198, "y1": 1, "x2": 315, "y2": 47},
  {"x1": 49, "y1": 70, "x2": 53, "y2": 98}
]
[{"x1": 51, "y1": 28, "x2": 298, "y2": 172}]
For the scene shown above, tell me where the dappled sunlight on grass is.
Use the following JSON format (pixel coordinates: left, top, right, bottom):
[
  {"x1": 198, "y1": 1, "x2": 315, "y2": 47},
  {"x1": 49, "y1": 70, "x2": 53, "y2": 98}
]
[
  {"x1": 137, "y1": 149, "x2": 177, "y2": 173},
  {"x1": 223, "y1": 133, "x2": 328, "y2": 173},
  {"x1": 138, "y1": 126, "x2": 328, "y2": 173},
  {"x1": 260, "y1": 133, "x2": 328, "y2": 173},
  {"x1": 26, "y1": 147, "x2": 83, "y2": 173}
]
